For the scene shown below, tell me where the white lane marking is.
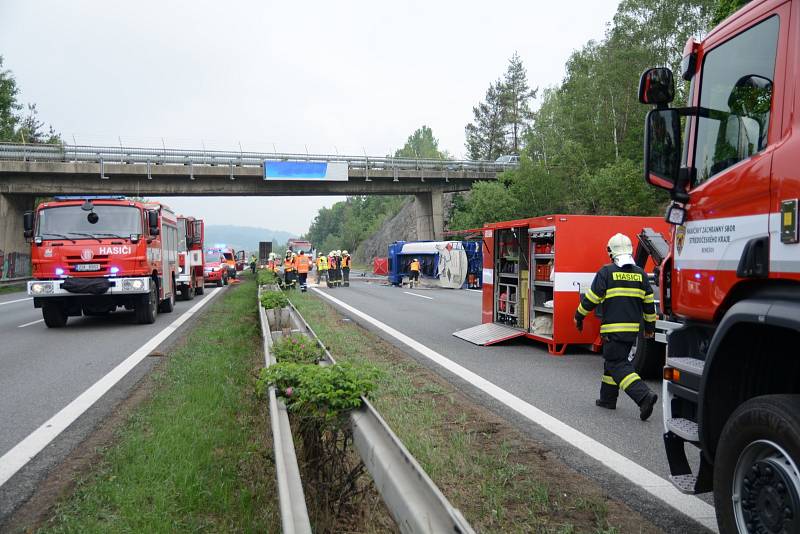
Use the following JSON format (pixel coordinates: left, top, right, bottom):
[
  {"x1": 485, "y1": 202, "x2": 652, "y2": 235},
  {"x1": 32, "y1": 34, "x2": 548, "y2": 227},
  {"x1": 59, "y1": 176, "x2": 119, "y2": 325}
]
[
  {"x1": 403, "y1": 291, "x2": 433, "y2": 300},
  {"x1": 465, "y1": 289, "x2": 482, "y2": 293},
  {"x1": 18, "y1": 319, "x2": 44, "y2": 328},
  {"x1": 0, "y1": 297, "x2": 32, "y2": 307},
  {"x1": 311, "y1": 288, "x2": 719, "y2": 532},
  {"x1": 0, "y1": 287, "x2": 224, "y2": 488}
]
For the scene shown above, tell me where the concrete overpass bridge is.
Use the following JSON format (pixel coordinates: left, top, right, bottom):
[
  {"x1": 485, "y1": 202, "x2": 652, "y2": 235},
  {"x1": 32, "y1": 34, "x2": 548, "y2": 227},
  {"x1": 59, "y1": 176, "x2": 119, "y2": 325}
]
[{"x1": 0, "y1": 143, "x2": 507, "y2": 279}]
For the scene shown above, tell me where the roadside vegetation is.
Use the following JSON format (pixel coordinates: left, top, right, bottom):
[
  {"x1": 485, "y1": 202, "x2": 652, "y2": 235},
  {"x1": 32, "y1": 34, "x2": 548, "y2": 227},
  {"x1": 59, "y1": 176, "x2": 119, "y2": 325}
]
[
  {"x1": 288, "y1": 290, "x2": 662, "y2": 533},
  {"x1": 0, "y1": 282, "x2": 26, "y2": 295},
  {"x1": 35, "y1": 279, "x2": 279, "y2": 533}
]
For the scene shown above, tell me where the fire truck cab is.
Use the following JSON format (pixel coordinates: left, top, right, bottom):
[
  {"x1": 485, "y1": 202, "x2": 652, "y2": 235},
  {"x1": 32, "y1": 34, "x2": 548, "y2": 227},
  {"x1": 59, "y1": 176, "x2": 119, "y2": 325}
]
[
  {"x1": 24, "y1": 196, "x2": 180, "y2": 327},
  {"x1": 640, "y1": 1, "x2": 800, "y2": 530}
]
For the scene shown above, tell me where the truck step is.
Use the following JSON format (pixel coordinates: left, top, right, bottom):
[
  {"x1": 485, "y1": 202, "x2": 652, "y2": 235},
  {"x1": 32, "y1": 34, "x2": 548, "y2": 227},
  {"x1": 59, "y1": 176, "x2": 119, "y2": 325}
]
[
  {"x1": 665, "y1": 356, "x2": 705, "y2": 375},
  {"x1": 670, "y1": 474, "x2": 699, "y2": 494},
  {"x1": 666, "y1": 417, "x2": 699, "y2": 441}
]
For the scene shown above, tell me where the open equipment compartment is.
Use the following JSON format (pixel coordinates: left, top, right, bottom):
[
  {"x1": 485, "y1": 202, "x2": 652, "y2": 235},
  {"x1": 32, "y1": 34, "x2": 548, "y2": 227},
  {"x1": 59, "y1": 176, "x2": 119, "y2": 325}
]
[{"x1": 456, "y1": 214, "x2": 670, "y2": 355}]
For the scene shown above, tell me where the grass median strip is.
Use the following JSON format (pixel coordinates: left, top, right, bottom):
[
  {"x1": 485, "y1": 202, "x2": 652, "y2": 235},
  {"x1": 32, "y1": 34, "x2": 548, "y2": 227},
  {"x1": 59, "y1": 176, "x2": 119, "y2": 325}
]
[
  {"x1": 36, "y1": 279, "x2": 279, "y2": 533},
  {"x1": 288, "y1": 290, "x2": 663, "y2": 534}
]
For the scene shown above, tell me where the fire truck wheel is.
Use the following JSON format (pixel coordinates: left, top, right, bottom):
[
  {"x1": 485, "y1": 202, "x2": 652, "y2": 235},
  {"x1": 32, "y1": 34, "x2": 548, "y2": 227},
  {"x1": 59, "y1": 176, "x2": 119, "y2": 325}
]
[
  {"x1": 195, "y1": 283, "x2": 204, "y2": 295},
  {"x1": 184, "y1": 284, "x2": 195, "y2": 300},
  {"x1": 714, "y1": 395, "x2": 800, "y2": 534},
  {"x1": 136, "y1": 285, "x2": 158, "y2": 324},
  {"x1": 159, "y1": 279, "x2": 176, "y2": 313},
  {"x1": 629, "y1": 330, "x2": 665, "y2": 379},
  {"x1": 42, "y1": 302, "x2": 68, "y2": 328}
]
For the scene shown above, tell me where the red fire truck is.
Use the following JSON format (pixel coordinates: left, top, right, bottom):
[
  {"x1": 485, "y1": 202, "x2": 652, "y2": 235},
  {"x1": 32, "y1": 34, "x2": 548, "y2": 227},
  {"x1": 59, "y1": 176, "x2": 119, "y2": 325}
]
[
  {"x1": 176, "y1": 216, "x2": 205, "y2": 300},
  {"x1": 454, "y1": 214, "x2": 669, "y2": 375},
  {"x1": 639, "y1": 1, "x2": 800, "y2": 530},
  {"x1": 23, "y1": 196, "x2": 180, "y2": 327}
]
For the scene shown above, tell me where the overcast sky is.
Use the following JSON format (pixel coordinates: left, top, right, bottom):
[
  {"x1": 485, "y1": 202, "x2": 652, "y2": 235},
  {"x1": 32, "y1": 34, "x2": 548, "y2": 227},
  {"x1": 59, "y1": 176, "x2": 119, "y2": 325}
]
[{"x1": 0, "y1": 0, "x2": 620, "y2": 235}]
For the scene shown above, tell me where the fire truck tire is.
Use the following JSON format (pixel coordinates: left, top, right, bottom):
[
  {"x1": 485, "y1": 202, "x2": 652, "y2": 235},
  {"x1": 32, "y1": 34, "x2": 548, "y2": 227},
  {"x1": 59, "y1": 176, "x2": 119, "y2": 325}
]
[
  {"x1": 184, "y1": 284, "x2": 195, "y2": 300},
  {"x1": 629, "y1": 330, "x2": 665, "y2": 379},
  {"x1": 195, "y1": 283, "x2": 204, "y2": 295},
  {"x1": 136, "y1": 285, "x2": 158, "y2": 324},
  {"x1": 714, "y1": 395, "x2": 800, "y2": 534},
  {"x1": 42, "y1": 302, "x2": 68, "y2": 328},
  {"x1": 159, "y1": 280, "x2": 176, "y2": 313}
]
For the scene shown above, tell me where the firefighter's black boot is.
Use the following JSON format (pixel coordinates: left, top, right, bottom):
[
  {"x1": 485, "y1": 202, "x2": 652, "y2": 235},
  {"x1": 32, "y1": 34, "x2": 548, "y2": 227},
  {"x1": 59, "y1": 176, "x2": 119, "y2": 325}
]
[
  {"x1": 595, "y1": 399, "x2": 616, "y2": 410},
  {"x1": 639, "y1": 392, "x2": 658, "y2": 421}
]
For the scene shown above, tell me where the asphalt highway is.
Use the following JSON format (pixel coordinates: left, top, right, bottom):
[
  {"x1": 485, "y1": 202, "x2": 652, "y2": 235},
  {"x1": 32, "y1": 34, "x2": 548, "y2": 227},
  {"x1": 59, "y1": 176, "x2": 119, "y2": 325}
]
[
  {"x1": 0, "y1": 286, "x2": 222, "y2": 523},
  {"x1": 313, "y1": 280, "x2": 715, "y2": 532}
]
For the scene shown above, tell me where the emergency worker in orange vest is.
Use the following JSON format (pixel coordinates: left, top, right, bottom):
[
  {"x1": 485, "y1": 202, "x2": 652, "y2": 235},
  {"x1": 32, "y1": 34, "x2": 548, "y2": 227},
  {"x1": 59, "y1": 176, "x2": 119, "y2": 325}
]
[
  {"x1": 296, "y1": 250, "x2": 310, "y2": 291},
  {"x1": 283, "y1": 252, "x2": 295, "y2": 288},
  {"x1": 328, "y1": 251, "x2": 338, "y2": 287},
  {"x1": 341, "y1": 250, "x2": 351, "y2": 287},
  {"x1": 409, "y1": 258, "x2": 421, "y2": 288}
]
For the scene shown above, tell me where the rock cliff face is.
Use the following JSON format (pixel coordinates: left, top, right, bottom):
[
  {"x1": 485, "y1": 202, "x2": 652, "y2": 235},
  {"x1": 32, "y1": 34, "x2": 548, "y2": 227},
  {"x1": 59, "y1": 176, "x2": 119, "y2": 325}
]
[{"x1": 353, "y1": 193, "x2": 461, "y2": 264}]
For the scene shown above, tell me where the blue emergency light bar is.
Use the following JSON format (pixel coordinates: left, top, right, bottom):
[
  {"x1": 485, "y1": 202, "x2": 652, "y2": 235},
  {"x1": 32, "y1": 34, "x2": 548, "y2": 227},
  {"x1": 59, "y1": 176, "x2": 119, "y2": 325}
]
[{"x1": 53, "y1": 195, "x2": 127, "y2": 201}]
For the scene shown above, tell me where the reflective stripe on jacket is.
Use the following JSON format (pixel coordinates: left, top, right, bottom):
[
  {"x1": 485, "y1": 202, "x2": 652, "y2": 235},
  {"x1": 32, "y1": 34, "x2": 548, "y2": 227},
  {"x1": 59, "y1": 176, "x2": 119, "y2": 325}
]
[{"x1": 576, "y1": 263, "x2": 656, "y2": 340}]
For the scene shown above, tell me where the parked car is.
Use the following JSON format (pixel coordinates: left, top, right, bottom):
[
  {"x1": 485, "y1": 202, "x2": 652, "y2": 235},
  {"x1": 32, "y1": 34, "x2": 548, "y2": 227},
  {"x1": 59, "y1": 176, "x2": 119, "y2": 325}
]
[
  {"x1": 203, "y1": 254, "x2": 229, "y2": 287},
  {"x1": 495, "y1": 155, "x2": 520, "y2": 165}
]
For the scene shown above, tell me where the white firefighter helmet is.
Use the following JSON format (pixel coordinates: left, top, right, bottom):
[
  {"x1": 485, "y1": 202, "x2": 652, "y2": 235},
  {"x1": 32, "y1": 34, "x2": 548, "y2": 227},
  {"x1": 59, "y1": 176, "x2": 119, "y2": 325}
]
[
  {"x1": 342, "y1": 250, "x2": 349, "y2": 255},
  {"x1": 607, "y1": 233, "x2": 634, "y2": 266}
]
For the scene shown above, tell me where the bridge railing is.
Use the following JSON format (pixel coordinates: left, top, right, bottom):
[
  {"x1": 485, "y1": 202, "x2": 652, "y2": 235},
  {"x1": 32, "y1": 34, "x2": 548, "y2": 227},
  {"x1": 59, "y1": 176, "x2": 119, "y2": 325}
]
[{"x1": 0, "y1": 142, "x2": 514, "y2": 173}]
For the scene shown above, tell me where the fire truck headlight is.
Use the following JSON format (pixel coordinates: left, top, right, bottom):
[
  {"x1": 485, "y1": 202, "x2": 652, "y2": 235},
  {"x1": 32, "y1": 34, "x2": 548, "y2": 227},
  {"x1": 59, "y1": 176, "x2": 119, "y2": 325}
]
[
  {"x1": 122, "y1": 279, "x2": 145, "y2": 291},
  {"x1": 31, "y1": 282, "x2": 54, "y2": 294},
  {"x1": 178, "y1": 266, "x2": 184, "y2": 274},
  {"x1": 110, "y1": 267, "x2": 120, "y2": 274},
  {"x1": 55, "y1": 267, "x2": 64, "y2": 276}
]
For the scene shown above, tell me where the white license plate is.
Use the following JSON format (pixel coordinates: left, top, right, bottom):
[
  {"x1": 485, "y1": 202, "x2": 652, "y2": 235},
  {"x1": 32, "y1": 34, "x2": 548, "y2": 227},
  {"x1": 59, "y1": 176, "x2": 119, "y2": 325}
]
[{"x1": 74, "y1": 263, "x2": 101, "y2": 272}]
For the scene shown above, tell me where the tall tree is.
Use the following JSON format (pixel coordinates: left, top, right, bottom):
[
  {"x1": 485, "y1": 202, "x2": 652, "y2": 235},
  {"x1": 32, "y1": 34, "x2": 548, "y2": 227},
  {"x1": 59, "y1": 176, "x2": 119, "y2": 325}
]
[
  {"x1": 394, "y1": 125, "x2": 447, "y2": 159},
  {"x1": 501, "y1": 52, "x2": 537, "y2": 154},
  {"x1": 0, "y1": 56, "x2": 21, "y2": 141},
  {"x1": 16, "y1": 103, "x2": 61, "y2": 144},
  {"x1": 465, "y1": 80, "x2": 508, "y2": 161}
]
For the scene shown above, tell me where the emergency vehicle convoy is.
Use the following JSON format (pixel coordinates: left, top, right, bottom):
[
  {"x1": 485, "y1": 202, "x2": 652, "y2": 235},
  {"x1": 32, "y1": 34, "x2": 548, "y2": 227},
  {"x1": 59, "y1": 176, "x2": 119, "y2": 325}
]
[
  {"x1": 639, "y1": 1, "x2": 800, "y2": 530},
  {"x1": 176, "y1": 216, "x2": 205, "y2": 300},
  {"x1": 23, "y1": 196, "x2": 180, "y2": 327}
]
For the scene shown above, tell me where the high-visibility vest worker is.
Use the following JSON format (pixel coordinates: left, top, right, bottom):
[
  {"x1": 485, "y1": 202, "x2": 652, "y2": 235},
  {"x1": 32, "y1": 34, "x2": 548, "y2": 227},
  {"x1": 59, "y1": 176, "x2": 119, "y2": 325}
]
[
  {"x1": 296, "y1": 253, "x2": 310, "y2": 274},
  {"x1": 410, "y1": 259, "x2": 420, "y2": 272},
  {"x1": 574, "y1": 232, "x2": 658, "y2": 420},
  {"x1": 283, "y1": 256, "x2": 294, "y2": 272},
  {"x1": 341, "y1": 255, "x2": 351, "y2": 268},
  {"x1": 316, "y1": 255, "x2": 328, "y2": 270}
]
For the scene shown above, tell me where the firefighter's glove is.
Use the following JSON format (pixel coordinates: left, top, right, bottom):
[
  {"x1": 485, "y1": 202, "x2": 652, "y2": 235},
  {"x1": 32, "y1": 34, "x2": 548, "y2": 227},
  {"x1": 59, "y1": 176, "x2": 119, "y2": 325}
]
[
  {"x1": 574, "y1": 315, "x2": 583, "y2": 332},
  {"x1": 643, "y1": 329, "x2": 655, "y2": 339}
]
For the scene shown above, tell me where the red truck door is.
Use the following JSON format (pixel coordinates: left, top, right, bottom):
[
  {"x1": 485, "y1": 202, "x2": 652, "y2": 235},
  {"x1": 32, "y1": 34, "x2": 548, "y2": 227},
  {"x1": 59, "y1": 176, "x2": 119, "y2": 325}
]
[{"x1": 674, "y1": 9, "x2": 786, "y2": 321}]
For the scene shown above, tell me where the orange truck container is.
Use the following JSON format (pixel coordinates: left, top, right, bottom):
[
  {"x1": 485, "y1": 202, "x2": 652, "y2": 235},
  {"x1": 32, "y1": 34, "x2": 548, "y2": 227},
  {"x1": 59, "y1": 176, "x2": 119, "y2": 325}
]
[
  {"x1": 454, "y1": 214, "x2": 669, "y2": 360},
  {"x1": 24, "y1": 196, "x2": 180, "y2": 327}
]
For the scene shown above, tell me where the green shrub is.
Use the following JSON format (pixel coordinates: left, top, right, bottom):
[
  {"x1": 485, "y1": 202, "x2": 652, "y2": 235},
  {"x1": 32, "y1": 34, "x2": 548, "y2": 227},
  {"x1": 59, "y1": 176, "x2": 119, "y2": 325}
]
[
  {"x1": 271, "y1": 334, "x2": 324, "y2": 364},
  {"x1": 260, "y1": 291, "x2": 288, "y2": 310},
  {"x1": 257, "y1": 361, "x2": 380, "y2": 421},
  {"x1": 257, "y1": 269, "x2": 278, "y2": 285}
]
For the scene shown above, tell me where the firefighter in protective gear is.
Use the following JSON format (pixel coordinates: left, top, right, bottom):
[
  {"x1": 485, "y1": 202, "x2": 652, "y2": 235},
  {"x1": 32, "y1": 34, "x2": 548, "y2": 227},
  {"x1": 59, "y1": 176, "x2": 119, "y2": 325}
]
[
  {"x1": 327, "y1": 251, "x2": 338, "y2": 287},
  {"x1": 409, "y1": 258, "x2": 421, "y2": 288},
  {"x1": 316, "y1": 252, "x2": 328, "y2": 285},
  {"x1": 341, "y1": 251, "x2": 351, "y2": 287},
  {"x1": 574, "y1": 233, "x2": 658, "y2": 420},
  {"x1": 249, "y1": 254, "x2": 257, "y2": 274},
  {"x1": 283, "y1": 252, "x2": 295, "y2": 289}
]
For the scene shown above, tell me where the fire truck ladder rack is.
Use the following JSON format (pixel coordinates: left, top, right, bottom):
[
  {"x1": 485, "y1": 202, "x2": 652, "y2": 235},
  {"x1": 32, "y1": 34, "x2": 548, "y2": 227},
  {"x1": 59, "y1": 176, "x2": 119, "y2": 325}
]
[{"x1": 258, "y1": 284, "x2": 475, "y2": 534}]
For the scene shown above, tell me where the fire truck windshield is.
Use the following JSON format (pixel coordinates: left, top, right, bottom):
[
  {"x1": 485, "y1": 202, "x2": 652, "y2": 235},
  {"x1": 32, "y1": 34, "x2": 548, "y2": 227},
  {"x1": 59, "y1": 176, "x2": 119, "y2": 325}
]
[{"x1": 38, "y1": 205, "x2": 142, "y2": 238}]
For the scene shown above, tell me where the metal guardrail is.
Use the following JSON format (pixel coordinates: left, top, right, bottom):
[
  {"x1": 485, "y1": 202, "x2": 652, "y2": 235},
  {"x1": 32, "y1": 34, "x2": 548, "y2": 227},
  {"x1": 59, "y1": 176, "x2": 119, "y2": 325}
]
[
  {"x1": 287, "y1": 300, "x2": 475, "y2": 534},
  {"x1": 258, "y1": 286, "x2": 313, "y2": 534},
  {"x1": 0, "y1": 142, "x2": 513, "y2": 174}
]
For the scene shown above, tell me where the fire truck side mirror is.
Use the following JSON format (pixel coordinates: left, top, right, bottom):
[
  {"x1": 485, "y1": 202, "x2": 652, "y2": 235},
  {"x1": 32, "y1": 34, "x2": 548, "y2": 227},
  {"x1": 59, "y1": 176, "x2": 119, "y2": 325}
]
[
  {"x1": 644, "y1": 108, "x2": 681, "y2": 191},
  {"x1": 147, "y1": 210, "x2": 160, "y2": 236},
  {"x1": 639, "y1": 67, "x2": 675, "y2": 106},
  {"x1": 23, "y1": 211, "x2": 34, "y2": 238}
]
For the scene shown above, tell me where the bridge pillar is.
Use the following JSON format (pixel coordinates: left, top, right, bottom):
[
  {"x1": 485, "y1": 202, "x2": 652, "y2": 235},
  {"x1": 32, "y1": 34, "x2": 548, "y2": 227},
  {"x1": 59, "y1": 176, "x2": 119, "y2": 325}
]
[
  {"x1": 0, "y1": 194, "x2": 34, "y2": 280},
  {"x1": 414, "y1": 189, "x2": 444, "y2": 241}
]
